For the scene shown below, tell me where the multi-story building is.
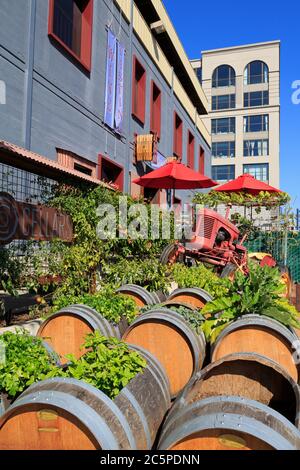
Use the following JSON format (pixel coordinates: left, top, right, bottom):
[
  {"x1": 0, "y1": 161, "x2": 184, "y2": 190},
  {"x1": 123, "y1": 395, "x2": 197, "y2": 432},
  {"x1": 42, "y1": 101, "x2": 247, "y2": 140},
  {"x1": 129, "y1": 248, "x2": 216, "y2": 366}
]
[
  {"x1": 191, "y1": 41, "x2": 280, "y2": 190},
  {"x1": 0, "y1": 0, "x2": 211, "y2": 207}
]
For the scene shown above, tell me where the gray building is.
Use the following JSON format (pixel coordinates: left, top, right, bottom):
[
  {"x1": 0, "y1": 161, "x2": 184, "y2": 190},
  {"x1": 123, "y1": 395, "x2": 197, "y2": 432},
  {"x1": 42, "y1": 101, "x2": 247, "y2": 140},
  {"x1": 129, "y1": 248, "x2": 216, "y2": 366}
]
[{"x1": 0, "y1": 0, "x2": 211, "y2": 205}]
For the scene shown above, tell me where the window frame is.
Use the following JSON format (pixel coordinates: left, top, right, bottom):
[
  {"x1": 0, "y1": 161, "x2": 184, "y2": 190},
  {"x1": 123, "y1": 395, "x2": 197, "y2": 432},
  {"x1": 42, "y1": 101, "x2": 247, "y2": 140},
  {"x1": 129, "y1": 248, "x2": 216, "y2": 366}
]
[
  {"x1": 244, "y1": 91, "x2": 269, "y2": 108},
  {"x1": 212, "y1": 141, "x2": 235, "y2": 159},
  {"x1": 173, "y1": 111, "x2": 183, "y2": 159},
  {"x1": 98, "y1": 154, "x2": 124, "y2": 191},
  {"x1": 212, "y1": 94, "x2": 236, "y2": 111},
  {"x1": 150, "y1": 80, "x2": 162, "y2": 139},
  {"x1": 212, "y1": 117, "x2": 235, "y2": 134},
  {"x1": 212, "y1": 65, "x2": 236, "y2": 88},
  {"x1": 132, "y1": 55, "x2": 146, "y2": 125},
  {"x1": 244, "y1": 61, "x2": 269, "y2": 85},
  {"x1": 48, "y1": 0, "x2": 94, "y2": 72},
  {"x1": 199, "y1": 146, "x2": 205, "y2": 174},
  {"x1": 243, "y1": 114, "x2": 269, "y2": 133},
  {"x1": 187, "y1": 131, "x2": 195, "y2": 169},
  {"x1": 243, "y1": 139, "x2": 269, "y2": 157},
  {"x1": 243, "y1": 163, "x2": 269, "y2": 182},
  {"x1": 212, "y1": 164, "x2": 235, "y2": 182}
]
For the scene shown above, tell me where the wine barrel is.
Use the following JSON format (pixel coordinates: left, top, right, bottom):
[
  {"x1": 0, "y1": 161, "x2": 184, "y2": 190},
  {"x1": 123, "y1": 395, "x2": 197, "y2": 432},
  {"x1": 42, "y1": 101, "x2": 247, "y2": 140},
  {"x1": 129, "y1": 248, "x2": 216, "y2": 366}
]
[
  {"x1": 166, "y1": 352, "x2": 300, "y2": 429},
  {"x1": 158, "y1": 396, "x2": 300, "y2": 450},
  {"x1": 211, "y1": 314, "x2": 300, "y2": 382},
  {"x1": 116, "y1": 284, "x2": 162, "y2": 307},
  {"x1": 167, "y1": 288, "x2": 213, "y2": 310},
  {"x1": 122, "y1": 308, "x2": 206, "y2": 398},
  {"x1": 0, "y1": 346, "x2": 171, "y2": 450},
  {"x1": 37, "y1": 305, "x2": 127, "y2": 363}
]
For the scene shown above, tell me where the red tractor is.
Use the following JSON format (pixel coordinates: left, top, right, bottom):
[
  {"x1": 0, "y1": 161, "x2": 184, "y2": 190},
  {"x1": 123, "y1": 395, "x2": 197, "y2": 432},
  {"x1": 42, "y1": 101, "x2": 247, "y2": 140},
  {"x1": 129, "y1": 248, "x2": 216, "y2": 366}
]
[{"x1": 160, "y1": 207, "x2": 248, "y2": 278}]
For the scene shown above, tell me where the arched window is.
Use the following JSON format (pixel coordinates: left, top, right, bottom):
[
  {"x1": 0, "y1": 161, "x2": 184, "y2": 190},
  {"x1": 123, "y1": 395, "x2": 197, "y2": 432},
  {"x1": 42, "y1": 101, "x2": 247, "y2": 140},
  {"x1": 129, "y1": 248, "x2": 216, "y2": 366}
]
[
  {"x1": 244, "y1": 61, "x2": 269, "y2": 85},
  {"x1": 212, "y1": 65, "x2": 236, "y2": 88}
]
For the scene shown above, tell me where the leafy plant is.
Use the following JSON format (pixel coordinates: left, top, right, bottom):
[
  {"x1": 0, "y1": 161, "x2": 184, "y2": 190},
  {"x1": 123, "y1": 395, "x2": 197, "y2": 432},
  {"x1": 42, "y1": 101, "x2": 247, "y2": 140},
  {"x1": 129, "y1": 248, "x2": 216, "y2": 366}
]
[
  {"x1": 101, "y1": 258, "x2": 170, "y2": 292},
  {"x1": 171, "y1": 263, "x2": 229, "y2": 298},
  {"x1": 140, "y1": 303, "x2": 204, "y2": 334},
  {"x1": 201, "y1": 262, "x2": 300, "y2": 343},
  {"x1": 63, "y1": 332, "x2": 146, "y2": 399},
  {"x1": 51, "y1": 289, "x2": 138, "y2": 324},
  {"x1": 193, "y1": 190, "x2": 290, "y2": 210},
  {"x1": 0, "y1": 331, "x2": 63, "y2": 398}
]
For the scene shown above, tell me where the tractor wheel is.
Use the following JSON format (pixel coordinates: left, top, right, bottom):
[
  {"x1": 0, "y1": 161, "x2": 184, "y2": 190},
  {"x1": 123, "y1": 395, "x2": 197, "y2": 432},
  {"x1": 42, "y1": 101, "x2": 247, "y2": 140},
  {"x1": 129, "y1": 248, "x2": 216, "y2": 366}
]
[
  {"x1": 160, "y1": 243, "x2": 181, "y2": 265},
  {"x1": 220, "y1": 262, "x2": 237, "y2": 280}
]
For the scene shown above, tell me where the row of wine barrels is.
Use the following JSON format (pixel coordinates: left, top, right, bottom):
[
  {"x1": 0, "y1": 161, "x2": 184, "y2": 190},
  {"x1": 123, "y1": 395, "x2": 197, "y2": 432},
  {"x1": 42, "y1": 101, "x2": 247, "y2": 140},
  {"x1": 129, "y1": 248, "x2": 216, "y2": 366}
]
[
  {"x1": 37, "y1": 305, "x2": 127, "y2": 363},
  {"x1": 167, "y1": 353, "x2": 300, "y2": 429},
  {"x1": 167, "y1": 287, "x2": 213, "y2": 310},
  {"x1": 211, "y1": 314, "x2": 299, "y2": 382},
  {"x1": 0, "y1": 345, "x2": 171, "y2": 450},
  {"x1": 116, "y1": 284, "x2": 165, "y2": 307},
  {"x1": 123, "y1": 308, "x2": 205, "y2": 398},
  {"x1": 158, "y1": 395, "x2": 300, "y2": 450}
]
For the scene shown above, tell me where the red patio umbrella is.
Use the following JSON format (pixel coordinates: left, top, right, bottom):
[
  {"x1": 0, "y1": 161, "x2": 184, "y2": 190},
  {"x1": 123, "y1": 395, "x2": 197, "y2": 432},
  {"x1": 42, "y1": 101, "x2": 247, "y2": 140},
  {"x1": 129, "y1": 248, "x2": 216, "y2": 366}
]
[
  {"x1": 133, "y1": 160, "x2": 217, "y2": 203},
  {"x1": 214, "y1": 173, "x2": 281, "y2": 195}
]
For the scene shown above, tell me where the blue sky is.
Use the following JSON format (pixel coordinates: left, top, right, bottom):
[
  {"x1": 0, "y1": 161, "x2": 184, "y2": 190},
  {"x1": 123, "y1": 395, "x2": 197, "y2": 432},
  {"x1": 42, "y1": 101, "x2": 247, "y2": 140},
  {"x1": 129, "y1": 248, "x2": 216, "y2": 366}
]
[{"x1": 164, "y1": 0, "x2": 300, "y2": 208}]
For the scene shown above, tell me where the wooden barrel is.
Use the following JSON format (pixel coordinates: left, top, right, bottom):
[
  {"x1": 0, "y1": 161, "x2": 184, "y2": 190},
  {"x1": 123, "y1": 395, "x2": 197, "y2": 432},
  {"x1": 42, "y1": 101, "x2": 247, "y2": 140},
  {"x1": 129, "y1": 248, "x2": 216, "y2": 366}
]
[
  {"x1": 167, "y1": 288, "x2": 213, "y2": 310},
  {"x1": 211, "y1": 314, "x2": 300, "y2": 382},
  {"x1": 158, "y1": 396, "x2": 300, "y2": 450},
  {"x1": 0, "y1": 346, "x2": 171, "y2": 450},
  {"x1": 167, "y1": 352, "x2": 300, "y2": 429},
  {"x1": 162, "y1": 298, "x2": 196, "y2": 311},
  {"x1": 116, "y1": 284, "x2": 162, "y2": 307},
  {"x1": 122, "y1": 308, "x2": 206, "y2": 398},
  {"x1": 37, "y1": 305, "x2": 127, "y2": 363}
]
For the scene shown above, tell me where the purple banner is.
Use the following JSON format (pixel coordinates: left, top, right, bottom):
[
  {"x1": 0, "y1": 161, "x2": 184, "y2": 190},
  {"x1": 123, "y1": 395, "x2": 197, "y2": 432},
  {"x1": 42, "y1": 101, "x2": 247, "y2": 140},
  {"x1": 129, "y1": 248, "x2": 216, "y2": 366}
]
[
  {"x1": 104, "y1": 29, "x2": 117, "y2": 128},
  {"x1": 115, "y1": 42, "x2": 125, "y2": 133}
]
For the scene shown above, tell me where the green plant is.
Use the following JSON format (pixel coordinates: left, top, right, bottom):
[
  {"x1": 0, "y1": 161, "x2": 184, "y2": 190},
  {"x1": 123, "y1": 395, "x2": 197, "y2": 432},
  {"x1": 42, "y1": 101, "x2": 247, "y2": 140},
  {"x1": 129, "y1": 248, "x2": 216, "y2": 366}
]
[
  {"x1": 193, "y1": 190, "x2": 290, "y2": 210},
  {"x1": 0, "y1": 331, "x2": 63, "y2": 398},
  {"x1": 63, "y1": 332, "x2": 146, "y2": 399},
  {"x1": 201, "y1": 262, "x2": 300, "y2": 343},
  {"x1": 51, "y1": 289, "x2": 138, "y2": 324},
  {"x1": 140, "y1": 303, "x2": 204, "y2": 335},
  {"x1": 101, "y1": 258, "x2": 171, "y2": 292},
  {"x1": 171, "y1": 263, "x2": 229, "y2": 298}
]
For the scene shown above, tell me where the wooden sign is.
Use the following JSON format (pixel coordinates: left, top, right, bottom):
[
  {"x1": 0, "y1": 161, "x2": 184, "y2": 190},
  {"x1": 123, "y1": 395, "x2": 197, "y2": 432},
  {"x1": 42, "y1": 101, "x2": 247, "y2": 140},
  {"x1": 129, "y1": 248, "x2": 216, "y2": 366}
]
[
  {"x1": 0, "y1": 192, "x2": 73, "y2": 245},
  {"x1": 135, "y1": 134, "x2": 156, "y2": 162}
]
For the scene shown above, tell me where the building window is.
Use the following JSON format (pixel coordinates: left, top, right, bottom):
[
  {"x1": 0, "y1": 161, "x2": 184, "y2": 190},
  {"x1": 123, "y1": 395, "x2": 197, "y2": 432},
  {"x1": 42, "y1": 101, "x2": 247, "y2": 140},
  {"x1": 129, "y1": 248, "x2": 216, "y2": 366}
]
[
  {"x1": 212, "y1": 165, "x2": 235, "y2": 182},
  {"x1": 48, "y1": 0, "x2": 93, "y2": 71},
  {"x1": 244, "y1": 91, "x2": 269, "y2": 107},
  {"x1": 195, "y1": 67, "x2": 202, "y2": 83},
  {"x1": 132, "y1": 56, "x2": 146, "y2": 124},
  {"x1": 244, "y1": 139, "x2": 269, "y2": 157},
  {"x1": 173, "y1": 112, "x2": 183, "y2": 159},
  {"x1": 212, "y1": 117, "x2": 235, "y2": 134},
  {"x1": 199, "y1": 146, "x2": 205, "y2": 174},
  {"x1": 212, "y1": 141, "x2": 235, "y2": 158},
  {"x1": 244, "y1": 61, "x2": 269, "y2": 85},
  {"x1": 212, "y1": 94, "x2": 235, "y2": 110},
  {"x1": 187, "y1": 131, "x2": 195, "y2": 168},
  {"x1": 98, "y1": 155, "x2": 124, "y2": 191},
  {"x1": 212, "y1": 65, "x2": 236, "y2": 87},
  {"x1": 243, "y1": 163, "x2": 269, "y2": 182},
  {"x1": 150, "y1": 80, "x2": 161, "y2": 139},
  {"x1": 243, "y1": 115, "x2": 269, "y2": 132}
]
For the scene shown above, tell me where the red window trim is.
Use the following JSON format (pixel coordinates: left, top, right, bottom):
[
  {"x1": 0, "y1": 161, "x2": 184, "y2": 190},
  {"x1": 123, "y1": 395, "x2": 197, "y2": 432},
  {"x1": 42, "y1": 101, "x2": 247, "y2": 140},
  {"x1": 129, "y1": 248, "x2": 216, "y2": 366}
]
[
  {"x1": 199, "y1": 146, "x2": 205, "y2": 174},
  {"x1": 48, "y1": 0, "x2": 93, "y2": 72},
  {"x1": 187, "y1": 131, "x2": 195, "y2": 169},
  {"x1": 150, "y1": 80, "x2": 161, "y2": 139},
  {"x1": 98, "y1": 154, "x2": 124, "y2": 191},
  {"x1": 173, "y1": 111, "x2": 183, "y2": 159},
  {"x1": 132, "y1": 55, "x2": 146, "y2": 125}
]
